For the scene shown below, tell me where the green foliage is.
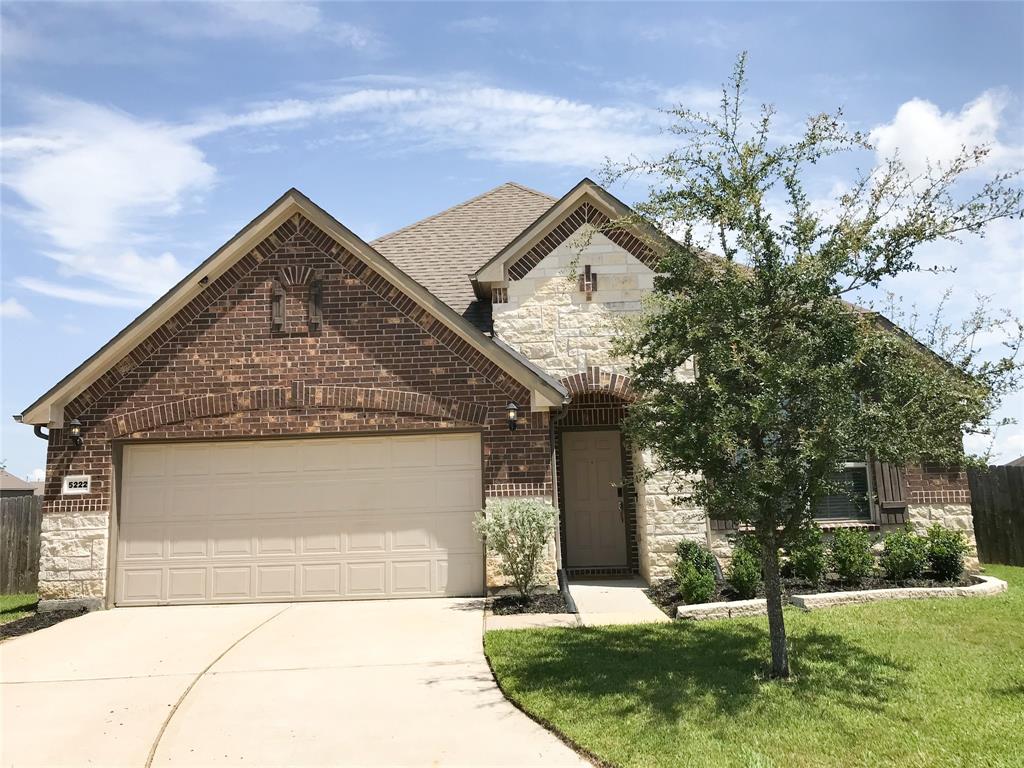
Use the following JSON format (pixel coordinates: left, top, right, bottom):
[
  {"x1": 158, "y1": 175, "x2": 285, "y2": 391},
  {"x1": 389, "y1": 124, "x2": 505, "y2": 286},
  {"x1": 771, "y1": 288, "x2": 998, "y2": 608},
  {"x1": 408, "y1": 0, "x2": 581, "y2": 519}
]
[
  {"x1": 829, "y1": 528, "x2": 875, "y2": 585},
  {"x1": 607, "y1": 53, "x2": 1022, "y2": 546},
  {"x1": 787, "y1": 523, "x2": 827, "y2": 585},
  {"x1": 677, "y1": 562, "x2": 717, "y2": 605},
  {"x1": 880, "y1": 528, "x2": 929, "y2": 582},
  {"x1": 474, "y1": 499, "x2": 556, "y2": 599},
  {"x1": 484, "y1": 565, "x2": 1024, "y2": 768},
  {"x1": 603, "y1": 52, "x2": 1021, "y2": 676},
  {"x1": 676, "y1": 539, "x2": 718, "y2": 577},
  {"x1": 926, "y1": 524, "x2": 968, "y2": 582},
  {"x1": 726, "y1": 537, "x2": 762, "y2": 599},
  {"x1": 674, "y1": 540, "x2": 718, "y2": 604}
]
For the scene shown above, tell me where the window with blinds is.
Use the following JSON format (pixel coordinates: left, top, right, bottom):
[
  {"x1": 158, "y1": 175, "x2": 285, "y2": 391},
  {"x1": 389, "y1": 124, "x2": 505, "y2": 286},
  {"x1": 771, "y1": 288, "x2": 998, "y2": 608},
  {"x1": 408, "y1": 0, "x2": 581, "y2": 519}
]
[{"x1": 814, "y1": 464, "x2": 871, "y2": 521}]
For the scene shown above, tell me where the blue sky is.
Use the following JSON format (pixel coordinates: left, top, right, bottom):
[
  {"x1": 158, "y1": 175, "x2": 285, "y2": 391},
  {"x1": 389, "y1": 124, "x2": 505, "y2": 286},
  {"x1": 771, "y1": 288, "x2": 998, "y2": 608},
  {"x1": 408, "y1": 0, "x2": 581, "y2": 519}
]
[{"x1": 2, "y1": 1, "x2": 1022, "y2": 479}]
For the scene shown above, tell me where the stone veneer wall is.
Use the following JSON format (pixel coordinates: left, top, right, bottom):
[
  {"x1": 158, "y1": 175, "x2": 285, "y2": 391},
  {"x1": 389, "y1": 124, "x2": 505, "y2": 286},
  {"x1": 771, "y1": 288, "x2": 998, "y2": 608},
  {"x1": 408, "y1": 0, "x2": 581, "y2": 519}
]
[
  {"x1": 493, "y1": 226, "x2": 653, "y2": 379},
  {"x1": 493, "y1": 224, "x2": 701, "y2": 582},
  {"x1": 38, "y1": 212, "x2": 555, "y2": 609}
]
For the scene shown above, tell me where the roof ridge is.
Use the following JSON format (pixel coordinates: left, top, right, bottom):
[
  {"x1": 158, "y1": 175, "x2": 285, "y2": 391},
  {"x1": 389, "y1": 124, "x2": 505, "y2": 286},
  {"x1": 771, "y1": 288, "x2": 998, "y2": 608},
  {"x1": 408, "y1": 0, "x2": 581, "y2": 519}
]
[
  {"x1": 503, "y1": 181, "x2": 557, "y2": 202},
  {"x1": 371, "y1": 182, "x2": 555, "y2": 245}
]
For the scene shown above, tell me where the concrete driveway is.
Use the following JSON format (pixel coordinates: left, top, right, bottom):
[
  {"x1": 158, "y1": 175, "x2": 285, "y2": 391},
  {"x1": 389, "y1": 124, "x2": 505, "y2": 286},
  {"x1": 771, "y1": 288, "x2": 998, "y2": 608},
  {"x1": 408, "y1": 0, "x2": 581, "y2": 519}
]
[{"x1": 1, "y1": 599, "x2": 588, "y2": 767}]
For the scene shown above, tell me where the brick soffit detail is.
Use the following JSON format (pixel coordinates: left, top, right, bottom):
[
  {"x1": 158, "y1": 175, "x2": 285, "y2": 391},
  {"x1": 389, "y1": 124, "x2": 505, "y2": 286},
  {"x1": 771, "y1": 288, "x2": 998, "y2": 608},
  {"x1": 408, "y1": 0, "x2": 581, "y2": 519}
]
[{"x1": 507, "y1": 201, "x2": 658, "y2": 281}]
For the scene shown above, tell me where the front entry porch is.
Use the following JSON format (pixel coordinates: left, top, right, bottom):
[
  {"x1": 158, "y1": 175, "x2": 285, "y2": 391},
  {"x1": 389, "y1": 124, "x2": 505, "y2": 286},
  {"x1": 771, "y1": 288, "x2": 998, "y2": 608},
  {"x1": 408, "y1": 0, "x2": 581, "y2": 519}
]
[
  {"x1": 562, "y1": 429, "x2": 628, "y2": 569},
  {"x1": 555, "y1": 372, "x2": 641, "y2": 578}
]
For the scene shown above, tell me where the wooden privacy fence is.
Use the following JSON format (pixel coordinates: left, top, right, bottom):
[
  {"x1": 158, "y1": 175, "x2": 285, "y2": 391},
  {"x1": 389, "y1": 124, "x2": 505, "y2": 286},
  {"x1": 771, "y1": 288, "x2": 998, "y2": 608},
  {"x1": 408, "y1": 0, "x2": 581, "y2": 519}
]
[
  {"x1": 1, "y1": 496, "x2": 43, "y2": 594},
  {"x1": 968, "y1": 465, "x2": 1024, "y2": 567}
]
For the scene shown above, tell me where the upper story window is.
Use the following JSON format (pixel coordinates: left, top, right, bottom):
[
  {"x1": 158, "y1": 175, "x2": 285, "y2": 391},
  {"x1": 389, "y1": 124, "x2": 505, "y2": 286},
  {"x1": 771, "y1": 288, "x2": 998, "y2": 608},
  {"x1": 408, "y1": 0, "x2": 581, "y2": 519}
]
[{"x1": 813, "y1": 462, "x2": 872, "y2": 521}]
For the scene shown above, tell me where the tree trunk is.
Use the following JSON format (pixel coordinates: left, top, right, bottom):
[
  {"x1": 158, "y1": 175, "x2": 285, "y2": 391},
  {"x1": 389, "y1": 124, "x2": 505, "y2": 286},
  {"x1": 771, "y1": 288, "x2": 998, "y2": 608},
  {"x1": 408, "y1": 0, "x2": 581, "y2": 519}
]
[{"x1": 761, "y1": 540, "x2": 790, "y2": 678}]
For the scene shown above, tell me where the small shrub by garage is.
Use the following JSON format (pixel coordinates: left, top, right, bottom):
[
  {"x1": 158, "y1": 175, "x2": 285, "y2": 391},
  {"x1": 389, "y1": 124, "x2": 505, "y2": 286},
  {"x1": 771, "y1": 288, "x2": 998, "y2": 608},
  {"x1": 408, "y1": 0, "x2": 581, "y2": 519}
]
[{"x1": 475, "y1": 499, "x2": 556, "y2": 599}]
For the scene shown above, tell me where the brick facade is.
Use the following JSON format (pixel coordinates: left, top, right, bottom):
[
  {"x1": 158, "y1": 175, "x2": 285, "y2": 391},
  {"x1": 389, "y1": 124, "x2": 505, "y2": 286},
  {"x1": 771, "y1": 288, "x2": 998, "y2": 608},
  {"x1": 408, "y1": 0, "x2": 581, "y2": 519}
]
[{"x1": 38, "y1": 213, "x2": 554, "y2": 607}]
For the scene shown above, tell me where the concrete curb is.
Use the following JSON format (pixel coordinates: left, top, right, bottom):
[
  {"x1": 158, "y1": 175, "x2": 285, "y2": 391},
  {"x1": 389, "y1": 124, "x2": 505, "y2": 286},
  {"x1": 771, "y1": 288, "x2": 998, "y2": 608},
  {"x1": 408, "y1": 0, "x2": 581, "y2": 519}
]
[
  {"x1": 789, "y1": 574, "x2": 1008, "y2": 611},
  {"x1": 484, "y1": 613, "x2": 579, "y2": 631},
  {"x1": 676, "y1": 598, "x2": 767, "y2": 620}
]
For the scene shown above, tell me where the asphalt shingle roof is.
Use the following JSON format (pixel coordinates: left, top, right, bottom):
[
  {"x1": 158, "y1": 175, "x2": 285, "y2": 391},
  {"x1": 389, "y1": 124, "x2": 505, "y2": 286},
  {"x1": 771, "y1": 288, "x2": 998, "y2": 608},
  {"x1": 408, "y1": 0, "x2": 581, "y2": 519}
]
[{"x1": 372, "y1": 182, "x2": 556, "y2": 331}]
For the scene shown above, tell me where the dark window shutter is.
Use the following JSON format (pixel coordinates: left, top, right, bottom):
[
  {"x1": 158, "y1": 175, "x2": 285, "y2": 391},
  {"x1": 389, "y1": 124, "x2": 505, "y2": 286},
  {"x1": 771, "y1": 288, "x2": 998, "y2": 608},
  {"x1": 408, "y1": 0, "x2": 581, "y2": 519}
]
[
  {"x1": 308, "y1": 270, "x2": 323, "y2": 329},
  {"x1": 271, "y1": 279, "x2": 285, "y2": 330},
  {"x1": 873, "y1": 461, "x2": 908, "y2": 510}
]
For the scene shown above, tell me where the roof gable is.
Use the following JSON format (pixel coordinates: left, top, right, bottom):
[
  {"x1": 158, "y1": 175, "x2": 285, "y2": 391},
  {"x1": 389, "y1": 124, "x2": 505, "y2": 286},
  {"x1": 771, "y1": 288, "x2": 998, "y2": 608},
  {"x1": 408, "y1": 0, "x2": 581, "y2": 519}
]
[
  {"x1": 372, "y1": 182, "x2": 554, "y2": 327},
  {"x1": 472, "y1": 178, "x2": 664, "y2": 290},
  {"x1": 18, "y1": 189, "x2": 566, "y2": 427}
]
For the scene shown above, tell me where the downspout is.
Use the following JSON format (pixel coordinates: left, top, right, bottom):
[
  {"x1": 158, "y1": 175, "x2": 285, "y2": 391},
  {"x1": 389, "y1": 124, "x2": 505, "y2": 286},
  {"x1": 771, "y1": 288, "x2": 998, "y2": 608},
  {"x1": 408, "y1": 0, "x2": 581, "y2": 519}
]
[{"x1": 33, "y1": 424, "x2": 49, "y2": 440}]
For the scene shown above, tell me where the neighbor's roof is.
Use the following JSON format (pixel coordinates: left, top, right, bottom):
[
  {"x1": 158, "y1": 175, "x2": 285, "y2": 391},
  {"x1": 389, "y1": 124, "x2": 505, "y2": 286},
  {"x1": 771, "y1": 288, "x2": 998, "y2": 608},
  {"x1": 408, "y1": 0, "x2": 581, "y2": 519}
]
[
  {"x1": 372, "y1": 182, "x2": 555, "y2": 327},
  {"x1": 0, "y1": 469, "x2": 37, "y2": 492},
  {"x1": 1007, "y1": 456, "x2": 1024, "y2": 467}
]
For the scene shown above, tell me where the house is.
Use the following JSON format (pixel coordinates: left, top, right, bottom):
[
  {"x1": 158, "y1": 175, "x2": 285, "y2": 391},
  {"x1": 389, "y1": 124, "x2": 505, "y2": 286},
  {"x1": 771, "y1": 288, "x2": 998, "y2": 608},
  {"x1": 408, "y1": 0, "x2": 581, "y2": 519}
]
[
  {"x1": 15, "y1": 180, "x2": 976, "y2": 611},
  {"x1": 0, "y1": 469, "x2": 42, "y2": 498}
]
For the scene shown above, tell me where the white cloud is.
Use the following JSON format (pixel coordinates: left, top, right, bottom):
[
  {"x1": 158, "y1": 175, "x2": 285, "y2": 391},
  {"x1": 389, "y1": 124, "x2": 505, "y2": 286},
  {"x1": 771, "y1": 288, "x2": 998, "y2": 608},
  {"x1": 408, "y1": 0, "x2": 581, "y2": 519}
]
[
  {"x1": 189, "y1": 83, "x2": 672, "y2": 167},
  {"x1": 27, "y1": 468, "x2": 45, "y2": 482},
  {"x1": 115, "y1": 1, "x2": 381, "y2": 51},
  {"x1": 869, "y1": 90, "x2": 1024, "y2": 175},
  {"x1": 3, "y1": 97, "x2": 215, "y2": 300},
  {"x1": 16, "y1": 277, "x2": 149, "y2": 308},
  {"x1": 0, "y1": 297, "x2": 33, "y2": 319}
]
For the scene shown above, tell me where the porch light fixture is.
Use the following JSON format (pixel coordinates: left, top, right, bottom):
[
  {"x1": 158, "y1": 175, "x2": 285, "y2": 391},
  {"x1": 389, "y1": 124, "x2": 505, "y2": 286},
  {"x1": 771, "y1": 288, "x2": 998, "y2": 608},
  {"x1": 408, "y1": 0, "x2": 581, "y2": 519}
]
[
  {"x1": 506, "y1": 401, "x2": 520, "y2": 431},
  {"x1": 69, "y1": 419, "x2": 84, "y2": 448}
]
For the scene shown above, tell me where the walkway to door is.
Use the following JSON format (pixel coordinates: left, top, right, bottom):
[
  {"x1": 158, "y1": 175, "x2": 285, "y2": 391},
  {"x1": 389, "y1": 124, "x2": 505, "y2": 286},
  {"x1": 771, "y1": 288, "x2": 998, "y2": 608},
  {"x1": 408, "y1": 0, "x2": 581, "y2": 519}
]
[{"x1": 567, "y1": 578, "x2": 669, "y2": 626}]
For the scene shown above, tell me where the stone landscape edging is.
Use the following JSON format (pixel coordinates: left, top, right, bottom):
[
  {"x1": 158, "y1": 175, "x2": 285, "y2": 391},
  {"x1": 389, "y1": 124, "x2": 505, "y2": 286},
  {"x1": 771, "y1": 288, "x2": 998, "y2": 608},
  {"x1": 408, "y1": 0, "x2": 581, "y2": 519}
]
[
  {"x1": 676, "y1": 598, "x2": 767, "y2": 620},
  {"x1": 788, "y1": 574, "x2": 1007, "y2": 611},
  {"x1": 675, "y1": 575, "x2": 1008, "y2": 620}
]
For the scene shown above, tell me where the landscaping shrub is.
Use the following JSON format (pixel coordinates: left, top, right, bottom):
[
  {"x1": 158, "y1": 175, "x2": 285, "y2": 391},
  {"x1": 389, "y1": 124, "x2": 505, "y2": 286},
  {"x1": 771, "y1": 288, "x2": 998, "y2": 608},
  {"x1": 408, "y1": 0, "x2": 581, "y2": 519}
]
[
  {"x1": 829, "y1": 528, "x2": 875, "y2": 585},
  {"x1": 726, "y1": 536, "x2": 762, "y2": 599},
  {"x1": 926, "y1": 524, "x2": 968, "y2": 582},
  {"x1": 474, "y1": 499, "x2": 557, "y2": 598},
  {"x1": 676, "y1": 562, "x2": 717, "y2": 604},
  {"x1": 673, "y1": 540, "x2": 718, "y2": 604},
  {"x1": 675, "y1": 539, "x2": 718, "y2": 577},
  {"x1": 786, "y1": 523, "x2": 827, "y2": 585},
  {"x1": 880, "y1": 528, "x2": 929, "y2": 582}
]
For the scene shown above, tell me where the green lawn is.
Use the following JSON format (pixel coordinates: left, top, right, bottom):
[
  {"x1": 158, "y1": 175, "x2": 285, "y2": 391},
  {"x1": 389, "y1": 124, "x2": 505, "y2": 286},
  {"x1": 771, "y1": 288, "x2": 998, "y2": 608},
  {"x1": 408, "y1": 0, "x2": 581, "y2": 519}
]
[
  {"x1": 485, "y1": 565, "x2": 1024, "y2": 768},
  {"x1": 0, "y1": 594, "x2": 38, "y2": 625}
]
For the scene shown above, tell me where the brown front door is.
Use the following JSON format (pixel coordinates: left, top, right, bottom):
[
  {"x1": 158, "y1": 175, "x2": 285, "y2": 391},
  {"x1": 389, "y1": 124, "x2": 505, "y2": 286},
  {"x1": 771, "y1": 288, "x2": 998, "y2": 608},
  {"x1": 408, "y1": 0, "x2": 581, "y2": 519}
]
[{"x1": 563, "y1": 430, "x2": 627, "y2": 567}]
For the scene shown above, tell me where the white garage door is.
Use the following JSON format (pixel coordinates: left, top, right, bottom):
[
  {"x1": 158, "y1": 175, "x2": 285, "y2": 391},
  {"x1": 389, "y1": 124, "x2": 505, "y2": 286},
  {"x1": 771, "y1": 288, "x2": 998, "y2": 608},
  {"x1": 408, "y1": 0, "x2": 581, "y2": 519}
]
[{"x1": 115, "y1": 433, "x2": 484, "y2": 606}]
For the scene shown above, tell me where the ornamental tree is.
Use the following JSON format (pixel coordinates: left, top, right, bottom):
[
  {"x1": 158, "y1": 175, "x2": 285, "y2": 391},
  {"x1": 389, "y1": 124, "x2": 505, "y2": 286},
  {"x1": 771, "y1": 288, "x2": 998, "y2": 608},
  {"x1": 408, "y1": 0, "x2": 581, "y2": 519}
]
[{"x1": 606, "y1": 54, "x2": 1023, "y2": 678}]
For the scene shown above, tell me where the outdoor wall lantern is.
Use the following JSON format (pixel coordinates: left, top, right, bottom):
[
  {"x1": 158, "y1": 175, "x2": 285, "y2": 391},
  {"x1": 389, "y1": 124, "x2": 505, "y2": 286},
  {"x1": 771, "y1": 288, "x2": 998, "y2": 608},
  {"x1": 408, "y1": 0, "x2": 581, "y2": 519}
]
[
  {"x1": 506, "y1": 401, "x2": 520, "y2": 432},
  {"x1": 69, "y1": 419, "x2": 84, "y2": 448}
]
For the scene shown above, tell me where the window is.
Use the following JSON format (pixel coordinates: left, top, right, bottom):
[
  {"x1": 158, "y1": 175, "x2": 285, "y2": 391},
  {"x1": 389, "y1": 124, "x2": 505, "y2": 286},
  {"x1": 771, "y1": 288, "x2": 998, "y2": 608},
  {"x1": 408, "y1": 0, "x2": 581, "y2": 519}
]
[{"x1": 814, "y1": 463, "x2": 872, "y2": 521}]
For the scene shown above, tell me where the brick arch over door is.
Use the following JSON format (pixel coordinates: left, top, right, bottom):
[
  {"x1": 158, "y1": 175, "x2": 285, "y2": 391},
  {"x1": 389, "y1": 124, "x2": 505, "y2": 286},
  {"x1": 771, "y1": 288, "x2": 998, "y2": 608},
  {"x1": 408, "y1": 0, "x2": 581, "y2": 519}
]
[
  {"x1": 105, "y1": 384, "x2": 489, "y2": 438},
  {"x1": 560, "y1": 367, "x2": 635, "y2": 402}
]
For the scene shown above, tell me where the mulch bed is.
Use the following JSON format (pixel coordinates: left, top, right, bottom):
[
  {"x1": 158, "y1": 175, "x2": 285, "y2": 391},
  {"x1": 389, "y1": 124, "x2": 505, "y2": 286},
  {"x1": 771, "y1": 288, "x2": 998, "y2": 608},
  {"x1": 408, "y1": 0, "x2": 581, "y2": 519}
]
[
  {"x1": 490, "y1": 592, "x2": 569, "y2": 615},
  {"x1": 0, "y1": 609, "x2": 86, "y2": 641},
  {"x1": 646, "y1": 574, "x2": 979, "y2": 618}
]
